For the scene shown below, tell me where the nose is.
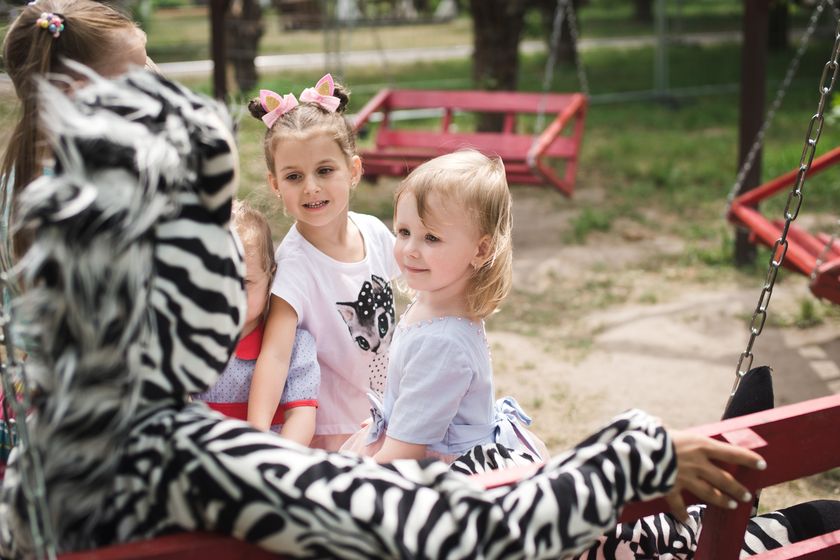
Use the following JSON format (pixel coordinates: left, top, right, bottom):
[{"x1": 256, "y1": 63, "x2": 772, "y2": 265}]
[
  {"x1": 403, "y1": 235, "x2": 420, "y2": 258},
  {"x1": 303, "y1": 175, "x2": 321, "y2": 195}
]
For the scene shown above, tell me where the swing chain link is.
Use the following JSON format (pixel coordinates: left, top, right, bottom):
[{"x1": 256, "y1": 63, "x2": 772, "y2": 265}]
[
  {"x1": 564, "y1": 0, "x2": 590, "y2": 98},
  {"x1": 732, "y1": 14, "x2": 840, "y2": 400},
  {"x1": 725, "y1": 0, "x2": 832, "y2": 213},
  {"x1": 0, "y1": 275, "x2": 57, "y2": 560}
]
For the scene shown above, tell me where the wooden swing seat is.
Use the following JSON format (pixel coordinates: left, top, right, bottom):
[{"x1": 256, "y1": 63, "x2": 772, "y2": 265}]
[
  {"x1": 59, "y1": 393, "x2": 840, "y2": 559},
  {"x1": 728, "y1": 145, "x2": 840, "y2": 305},
  {"x1": 353, "y1": 89, "x2": 588, "y2": 196}
]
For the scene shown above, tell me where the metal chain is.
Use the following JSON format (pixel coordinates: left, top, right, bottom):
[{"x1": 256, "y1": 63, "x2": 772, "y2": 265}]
[
  {"x1": 724, "y1": 0, "x2": 830, "y2": 213},
  {"x1": 534, "y1": 0, "x2": 568, "y2": 135},
  {"x1": 729, "y1": 16, "x2": 840, "y2": 403},
  {"x1": 0, "y1": 276, "x2": 56, "y2": 559},
  {"x1": 564, "y1": 0, "x2": 590, "y2": 98},
  {"x1": 810, "y1": 218, "x2": 840, "y2": 281}
]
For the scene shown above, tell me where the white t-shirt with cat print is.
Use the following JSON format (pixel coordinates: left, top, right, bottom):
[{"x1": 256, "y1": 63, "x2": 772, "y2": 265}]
[{"x1": 272, "y1": 212, "x2": 399, "y2": 436}]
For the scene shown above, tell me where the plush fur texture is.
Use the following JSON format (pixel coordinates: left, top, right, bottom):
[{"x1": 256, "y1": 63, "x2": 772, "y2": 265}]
[{"x1": 0, "y1": 66, "x2": 243, "y2": 554}]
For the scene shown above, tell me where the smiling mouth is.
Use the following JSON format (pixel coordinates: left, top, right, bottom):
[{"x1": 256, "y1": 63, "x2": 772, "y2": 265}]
[
  {"x1": 303, "y1": 200, "x2": 329, "y2": 209},
  {"x1": 405, "y1": 265, "x2": 428, "y2": 273}
]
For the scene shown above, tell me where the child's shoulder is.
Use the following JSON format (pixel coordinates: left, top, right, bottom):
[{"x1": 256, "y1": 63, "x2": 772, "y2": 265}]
[{"x1": 402, "y1": 317, "x2": 486, "y2": 350}]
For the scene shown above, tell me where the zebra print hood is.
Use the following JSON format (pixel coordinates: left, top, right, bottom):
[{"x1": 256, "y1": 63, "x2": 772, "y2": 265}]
[{"x1": 2, "y1": 67, "x2": 245, "y2": 553}]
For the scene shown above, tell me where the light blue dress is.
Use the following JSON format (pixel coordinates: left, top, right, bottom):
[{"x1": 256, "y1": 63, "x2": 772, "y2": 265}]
[{"x1": 366, "y1": 316, "x2": 543, "y2": 459}]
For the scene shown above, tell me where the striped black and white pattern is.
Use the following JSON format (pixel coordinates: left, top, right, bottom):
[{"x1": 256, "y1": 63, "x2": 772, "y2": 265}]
[{"x1": 0, "y1": 68, "x2": 832, "y2": 559}]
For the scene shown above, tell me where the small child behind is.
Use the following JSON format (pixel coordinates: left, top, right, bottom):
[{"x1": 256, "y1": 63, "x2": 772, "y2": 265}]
[
  {"x1": 342, "y1": 150, "x2": 546, "y2": 463},
  {"x1": 194, "y1": 201, "x2": 319, "y2": 446}
]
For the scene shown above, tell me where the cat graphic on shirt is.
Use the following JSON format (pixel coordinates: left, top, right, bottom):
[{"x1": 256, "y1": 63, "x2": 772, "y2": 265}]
[{"x1": 336, "y1": 275, "x2": 395, "y2": 394}]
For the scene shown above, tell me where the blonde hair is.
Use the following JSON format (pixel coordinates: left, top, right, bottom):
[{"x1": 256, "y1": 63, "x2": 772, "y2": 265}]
[
  {"x1": 247, "y1": 82, "x2": 357, "y2": 174},
  {"x1": 1, "y1": 0, "x2": 139, "y2": 257},
  {"x1": 232, "y1": 201, "x2": 276, "y2": 277},
  {"x1": 395, "y1": 150, "x2": 512, "y2": 319}
]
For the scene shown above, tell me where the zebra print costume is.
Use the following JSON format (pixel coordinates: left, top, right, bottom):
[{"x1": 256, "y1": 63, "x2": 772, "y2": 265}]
[{"x1": 0, "y1": 68, "x2": 833, "y2": 559}]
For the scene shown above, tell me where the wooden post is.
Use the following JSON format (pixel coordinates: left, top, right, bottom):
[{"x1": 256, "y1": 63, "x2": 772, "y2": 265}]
[
  {"x1": 210, "y1": 0, "x2": 231, "y2": 101},
  {"x1": 735, "y1": 0, "x2": 769, "y2": 266}
]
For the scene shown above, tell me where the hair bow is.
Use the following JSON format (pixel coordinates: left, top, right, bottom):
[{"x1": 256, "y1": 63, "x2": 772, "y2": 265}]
[
  {"x1": 299, "y1": 74, "x2": 341, "y2": 113},
  {"x1": 259, "y1": 89, "x2": 298, "y2": 129}
]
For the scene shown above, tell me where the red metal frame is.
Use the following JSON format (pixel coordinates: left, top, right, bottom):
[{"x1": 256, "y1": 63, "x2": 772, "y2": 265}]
[
  {"x1": 727, "y1": 146, "x2": 840, "y2": 304},
  {"x1": 352, "y1": 89, "x2": 588, "y2": 196}
]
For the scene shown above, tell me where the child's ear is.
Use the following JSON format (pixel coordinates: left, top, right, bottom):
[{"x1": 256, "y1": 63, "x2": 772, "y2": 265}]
[
  {"x1": 472, "y1": 235, "x2": 492, "y2": 269},
  {"x1": 267, "y1": 172, "x2": 280, "y2": 196},
  {"x1": 350, "y1": 155, "x2": 362, "y2": 189}
]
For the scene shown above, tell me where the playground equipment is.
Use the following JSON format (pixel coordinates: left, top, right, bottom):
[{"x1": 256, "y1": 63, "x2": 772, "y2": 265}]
[
  {"x1": 353, "y1": 89, "x2": 588, "y2": 196},
  {"x1": 351, "y1": 0, "x2": 589, "y2": 195},
  {"x1": 725, "y1": 0, "x2": 839, "y2": 305}
]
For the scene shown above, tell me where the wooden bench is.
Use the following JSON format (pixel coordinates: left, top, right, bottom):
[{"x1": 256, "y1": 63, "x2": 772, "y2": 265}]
[
  {"x1": 59, "y1": 393, "x2": 840, "y2": 559},
  {"x1": 353, "y1": 89, "x2": 588, "y2": 196}
]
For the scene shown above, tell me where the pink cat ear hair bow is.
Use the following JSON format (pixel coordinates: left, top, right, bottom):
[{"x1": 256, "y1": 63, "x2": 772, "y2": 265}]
[
  {"x1": 260, "y1": 90, "x2": 298, "y2": 129},
  {"x1": 299, "y1": 74, "x2": 341, "y2": 113}
]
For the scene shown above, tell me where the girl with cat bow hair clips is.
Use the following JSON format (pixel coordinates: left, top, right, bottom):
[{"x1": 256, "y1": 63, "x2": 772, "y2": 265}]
[{"x1": 247, "y1": 74, "x2": 399, "y2": 450}]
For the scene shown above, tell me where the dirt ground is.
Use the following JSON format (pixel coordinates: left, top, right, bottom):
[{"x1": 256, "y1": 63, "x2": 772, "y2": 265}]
[{"x1": 485, "y1": 184, "x2": 840, "y2": 514}]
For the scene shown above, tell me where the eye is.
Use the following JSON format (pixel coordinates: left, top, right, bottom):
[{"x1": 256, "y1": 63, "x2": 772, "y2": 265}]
[
  {"x1": 378, "y1": 313, "x2": 389, "y2": 336},
  {"x1": 318, "y1": 167, "x2": 334, "y2": 175},
  {"x1": 284, "y1": 172, "x2": 301, "y2": 181},
  {"x1": 397, "y1": 228, "x2": 410, "y2": 238},
  {"x1": 425, "y1": 233, "x2": 439, "y2": 243},
  {"x1": 355, "y1": 336, "x2": 370, "y2": 351}
]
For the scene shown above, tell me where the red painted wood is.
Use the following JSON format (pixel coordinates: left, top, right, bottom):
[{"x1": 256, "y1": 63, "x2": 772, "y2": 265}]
[
  {"x1": 60, "y1": 533, "x2": 280, "y2": 559},
  {"x1": 352, "y1": 89, "x2": 587, "y2": 195}
]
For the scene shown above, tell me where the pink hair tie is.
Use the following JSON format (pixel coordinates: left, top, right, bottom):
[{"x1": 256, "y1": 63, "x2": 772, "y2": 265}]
[
  {"x1": 259, "y1": 90, "x2": 298, "y2": 129},
  {"x1": 36, "y1": 12, "x2": 64, "y2": 39},
  {"x1": 299, "y1": 74, "x2": 341, "y2": 113}
]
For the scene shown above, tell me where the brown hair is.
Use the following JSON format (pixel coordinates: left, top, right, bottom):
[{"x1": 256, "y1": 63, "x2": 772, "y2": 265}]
[
  {"x1": 395, "y1": 150, "x2": 513, "y2": 319},
  {"x1": 232, "y1": 200, "x2": 276, "y2": 277},
  {"x1": 247, "y1": 80, "x2": 356, "y2": 174},
  {"x1": 1, "y1": 0, "x2": 139, "y2": 257}
]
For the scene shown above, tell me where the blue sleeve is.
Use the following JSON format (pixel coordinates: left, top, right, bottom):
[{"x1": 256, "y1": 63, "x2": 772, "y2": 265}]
[{"x1": 386, "y1": 334, "x2": 473, "y2": 445}]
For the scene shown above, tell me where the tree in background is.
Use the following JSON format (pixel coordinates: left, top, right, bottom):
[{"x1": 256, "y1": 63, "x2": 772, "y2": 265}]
[
  {"x1": 469, "y1": 0, "x2": 529, "y2": 131},
  {"x1": 227, "y1": 0, "x2": 264, "y2": 93},
  {"x1": 633, "y1": 0, "x2": 653, "y2": 22},
  {"x1": 768, "y1": 0, "x2": 789, "y2": 51}
]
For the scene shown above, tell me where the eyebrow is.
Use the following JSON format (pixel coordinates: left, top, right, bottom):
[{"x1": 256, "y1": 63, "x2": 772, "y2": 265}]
[{"x1": 279, "y1": 159, "x2": 336, "y2": 172}]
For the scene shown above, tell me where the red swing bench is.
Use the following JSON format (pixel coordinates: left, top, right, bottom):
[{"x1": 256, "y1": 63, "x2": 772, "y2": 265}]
[
  {"x1": 60, "y1": 393, "x2": 840, "y2": 559},
  {"x1": 353, "y1": 89, "x2": 588, "y2": 196},
  {"x1": 728, "y1": 146, "x2": 840, "y2": 305}
]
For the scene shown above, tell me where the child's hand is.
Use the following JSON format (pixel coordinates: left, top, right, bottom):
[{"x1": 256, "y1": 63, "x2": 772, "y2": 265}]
[
  {"x1": 666, "y1": 430, "x2": 766, "y2": 522},
  {"x1": 360, "y1": 417, "x2": 372, "y2": 428}
]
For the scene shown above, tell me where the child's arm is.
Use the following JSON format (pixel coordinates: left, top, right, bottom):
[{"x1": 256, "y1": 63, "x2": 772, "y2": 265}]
[
  {"x1": 248, "y1": 296, "x2": 297, "y2": 431},
  {"x1": 374, "y1": 436, "x2": 427, "y2": 463},
  {"x1": 280, "y1": 406, "x2": 316, "y2": 446}
]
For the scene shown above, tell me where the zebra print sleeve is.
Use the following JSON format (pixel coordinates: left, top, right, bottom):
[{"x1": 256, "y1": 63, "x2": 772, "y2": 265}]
[{"x1": 106, "y1": 406, "x2": 675, "y2": 560}]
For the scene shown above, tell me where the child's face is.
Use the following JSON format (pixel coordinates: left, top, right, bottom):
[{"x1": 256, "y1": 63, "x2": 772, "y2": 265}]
[
  {"x1": 243, "y1": 250, "x2": 271, "y2": 333},
  {"x1": 267, "y1": 132, "x2": 361, "y2": 233},
  {"x1": 393, "y1": 191, "x2": 489, "y2": 299}
]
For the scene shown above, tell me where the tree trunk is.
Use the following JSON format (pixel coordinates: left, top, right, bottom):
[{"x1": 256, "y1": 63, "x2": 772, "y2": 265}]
[
  {"x1": 633, "y1": 0, "x2": 653, "y2": 22},
  {"x1": 768, "y1": 0, "x2": 789, "y2": 51},
  {"x1": 227, "y1": 0, "x2": 264, "y2": 93},
  {"x1": 469, "y1": 0, "x2": 528, "y2": 131},
  {"x1": 537, "y1": 0, "x2": 584, "y2": 66}
]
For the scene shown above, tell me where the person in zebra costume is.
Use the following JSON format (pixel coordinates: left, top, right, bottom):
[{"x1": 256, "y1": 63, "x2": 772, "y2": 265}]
[{"x1": 0, "y1": 67, "x2": 835, "y2": 559}]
